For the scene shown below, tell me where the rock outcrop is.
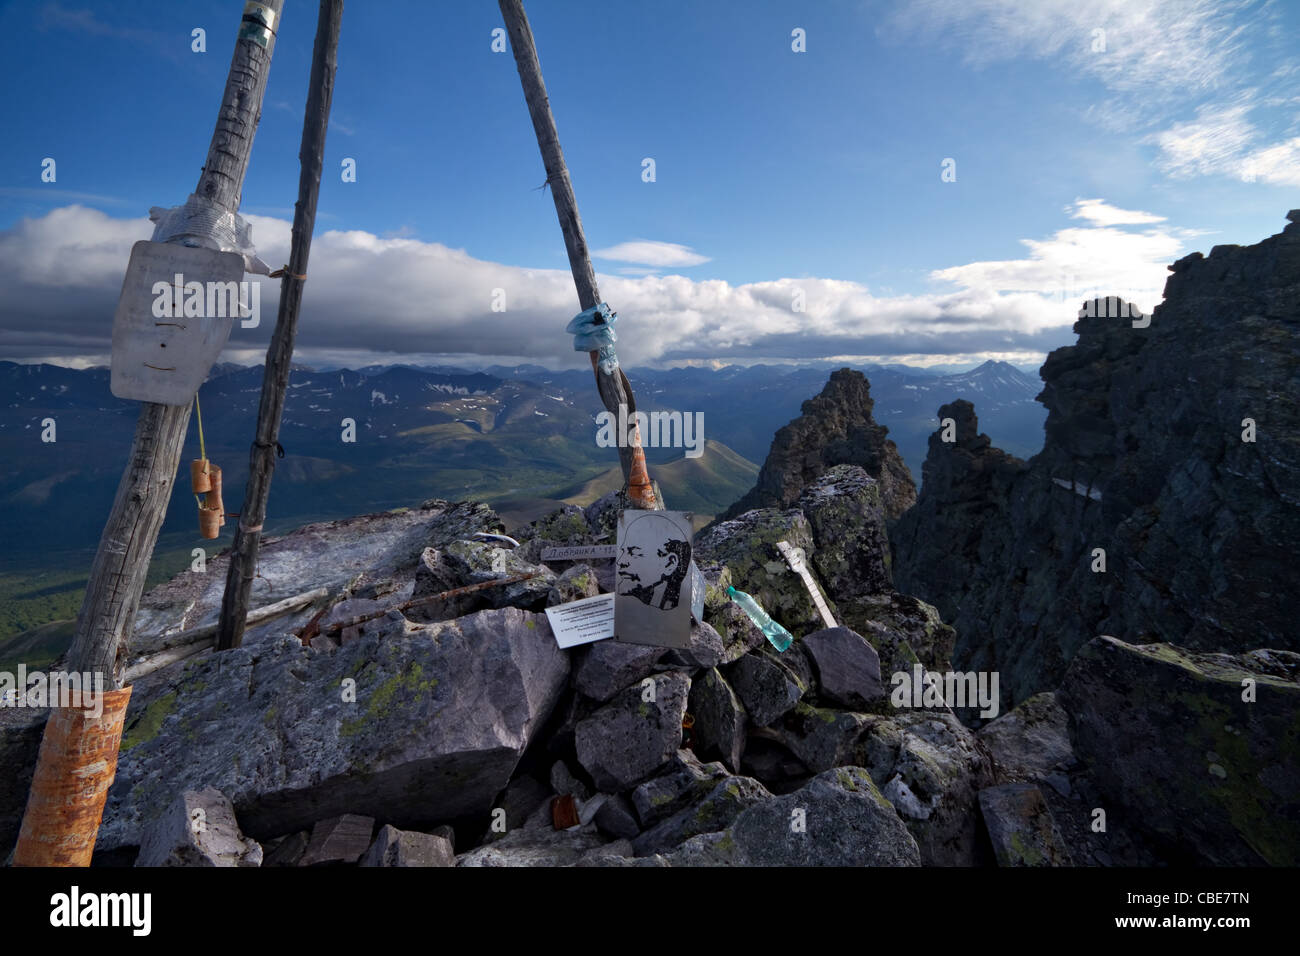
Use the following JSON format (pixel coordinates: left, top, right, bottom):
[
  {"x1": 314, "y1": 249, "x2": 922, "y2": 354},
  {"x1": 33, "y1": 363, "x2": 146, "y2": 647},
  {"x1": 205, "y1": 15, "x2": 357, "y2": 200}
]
[
  {"x1": 893, "y1": 211, "x2": 1300, "y2": 709},
  {"x1": 718, "y1": 368, "x2": 917, "y2": 522}
]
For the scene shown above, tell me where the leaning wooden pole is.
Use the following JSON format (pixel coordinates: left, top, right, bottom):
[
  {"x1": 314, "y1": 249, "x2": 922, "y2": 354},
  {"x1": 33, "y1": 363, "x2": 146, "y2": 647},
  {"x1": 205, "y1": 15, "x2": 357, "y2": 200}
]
[
  {"x1": 13, "y1": 0, "x2": 285, "y2": 867},
  {"x1": 218, "y1": 0, "x2": 343, "y2": 651},
  {"x1": 498, "y1": 0, "x2": 656, "y2": 508}
]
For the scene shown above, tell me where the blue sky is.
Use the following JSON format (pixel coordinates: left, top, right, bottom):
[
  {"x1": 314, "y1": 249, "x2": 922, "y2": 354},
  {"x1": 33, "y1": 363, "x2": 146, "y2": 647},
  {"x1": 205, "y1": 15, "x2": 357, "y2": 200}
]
[{"x1": 1, "y1": 0, "x2": 1297, "y2": 370}]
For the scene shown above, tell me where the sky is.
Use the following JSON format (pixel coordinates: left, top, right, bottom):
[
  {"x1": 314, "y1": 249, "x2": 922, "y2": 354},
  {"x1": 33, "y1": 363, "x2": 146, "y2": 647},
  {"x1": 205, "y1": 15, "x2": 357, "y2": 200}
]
[{"x1": 0, "y1": 0, "x2": 1297, "y2": 371}]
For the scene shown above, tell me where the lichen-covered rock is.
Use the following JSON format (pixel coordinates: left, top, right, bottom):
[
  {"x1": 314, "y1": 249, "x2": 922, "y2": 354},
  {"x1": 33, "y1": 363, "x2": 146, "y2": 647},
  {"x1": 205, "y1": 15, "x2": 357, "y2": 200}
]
[
  {"x1": 135, "y1": 788, "x2": 262, "y2": 867},
  {"x1": 1058, "y1": 636, "x2": 1300, "y2": 865},
  {"x1": 630, "y1": 751, "x2": 730, "y2": 828},
  {"x1": 300, "y1": 814, "x2": 375, "y2": 866},
  {"x1": 978, "y1": 691, "x2": 1076, "y2": 783},
  {"x1": 978, "y1": 784, "x2": 1074, "y2": 867},
  {"x1": 128, "y1": 499, "x2": 503, "y2": 665},
  {"x1": 801, "y1": 626, "x2": 884, "y2": 710},
  {"x1": 575, "y1": 671, "x2": 691, "y2": 792},
  {"x1": 665, "y1": 767, "x2": 920, "y2": 866},
  {"x1": 695, "y1": 509, "x2": 824, "y2": 637},
  {"x1": 546, "y1": 564, "x2": 602, "y2": 606},
  {"x1": 572, "y1": 640, "x2": 667, "y2": 703},
  {"x1": 456, "y1": 821, "x2": 609, "y2": 867},
  {"x1": 360, "y1": 824, "x2": 455, "y2": 867},
  {"x1": 717, "y1": 368, "x2": 917, "y2": 523},
  {"x1": 773, "y1": 703, "x2": 874, "y2": 774},
  {"x1": 881, "y1": 713, "x2": 994, "y2": 866},
  {"x1": 838, "y1": 592, "x2": 956, "y2": 677},
  {"x1": 97, "y1": 606, "x2": 569, "y2": 853},
  {"x1": 725, "y1": 648, "x2": 807, "y2": 727},
  {"x1": 699, "y1": 564, "x2": 767, "y2": 664},
  {"x1": 799, "y1": 466, "x2": 893, "y2": 598},
  {"x1": 632, "y1": 775, "x2": 772, "y2": 856},
  {"x1": 687, "y1": 667, "x2": 747, "y2": 772}
]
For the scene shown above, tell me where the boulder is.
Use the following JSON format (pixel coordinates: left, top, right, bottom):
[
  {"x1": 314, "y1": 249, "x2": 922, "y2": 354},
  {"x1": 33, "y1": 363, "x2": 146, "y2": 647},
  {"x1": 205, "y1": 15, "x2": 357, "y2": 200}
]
[
  {"x1": 978, "y1": 784, "x2": 1074, "y2": 867},
  {"x1": 572, "y1": 640, "x2": 667, "y2": 703},
  {"x1": 456, "y1": 821, "x2": 609, "y2": 867},
  {"x1": 300, "y1": 814, "x2": 375, "y2": 866},
  {"x1": 799, "y1": 466, "x2": 893, "y2": 598},
  {"x1": 687, "y1": 667, "x2": 747, "y2": 772},
  {"x1": 695, "y1": 509, "x2": 824, "y2": 637},
  {"x1": 978, "y1": 691, "x2": 1076, "y2": 783},
  {"x1": 1058, "y1": 636, "x2": 1300, "y2": 865},
  {"x1": 632, "y1": 775, "x2": 772, "y2": 856},
  {"x1": 666, "y1": 767, "x2": 921, "y2": 866},
  {"x1": 97, "y1": 606, "x2": 569, "y2": 852},
  {"x1": 575, "y1": 672, "x2": 691, "y2": 792},
  {"x1": 360, "y1": 825, "x2": 455, "y2": 867},
  {"x1": 725, "y1": 649, "x2": 806, "y2": 727},
  {"x1": 135, "y1": 788, "x2": 262, "y2": 867},
  {"x1": 801, "y1": 626, "x2": 884, "y2": 710},
  {"x1": 630, "y1": 751, "x2": 730, "y2": 828}
]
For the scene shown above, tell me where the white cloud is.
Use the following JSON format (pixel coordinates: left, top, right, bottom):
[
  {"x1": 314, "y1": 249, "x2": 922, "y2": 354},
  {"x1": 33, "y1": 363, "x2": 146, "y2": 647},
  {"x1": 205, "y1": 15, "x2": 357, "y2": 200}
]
[
  {"x1": 592, "y1": 240, "x2": 710, "y2": 268},
  {"x1": 883, "y1": 0, "x2": 1252, "y2": 102},
  {"x1": 884, "y1": 0, "x2": 1300, "y2": 185},
  {"x1": 0, "y1": 203, "x2": 1200, "y2": 369},
  {"x1": 1069, "y1": 198, "x2": 1166, "y2": 226}
]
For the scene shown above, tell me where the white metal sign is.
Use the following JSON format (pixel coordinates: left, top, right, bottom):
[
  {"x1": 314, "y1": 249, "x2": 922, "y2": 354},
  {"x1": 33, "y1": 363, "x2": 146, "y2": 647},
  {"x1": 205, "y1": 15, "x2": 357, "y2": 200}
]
[{"x1": 110, "y1": 240, "x2": 248, "y2": 406}]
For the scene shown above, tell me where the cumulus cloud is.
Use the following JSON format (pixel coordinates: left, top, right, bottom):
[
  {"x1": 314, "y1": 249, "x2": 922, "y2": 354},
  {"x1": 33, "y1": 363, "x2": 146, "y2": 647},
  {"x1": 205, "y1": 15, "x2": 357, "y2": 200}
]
[
  {"x1": 592, "y1": 240, "x2": 711, "y2": 268},
  {"x1": 0, "y1": 202, "x2": 1198, "y2": 369}
]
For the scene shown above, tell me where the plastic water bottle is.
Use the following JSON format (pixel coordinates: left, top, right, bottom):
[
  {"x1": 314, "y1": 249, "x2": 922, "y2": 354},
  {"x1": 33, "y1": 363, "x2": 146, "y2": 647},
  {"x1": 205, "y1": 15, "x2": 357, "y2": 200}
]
[{"x1": 727, "y1": 586, "x2": 794, "y2": 652}]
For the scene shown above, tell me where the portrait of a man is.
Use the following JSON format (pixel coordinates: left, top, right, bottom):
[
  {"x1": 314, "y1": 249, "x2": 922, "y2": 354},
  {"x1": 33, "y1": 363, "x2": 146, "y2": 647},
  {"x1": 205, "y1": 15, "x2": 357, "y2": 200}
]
[
  {"x1": 614, "y1": 510, "x2": 695, "y2": 648},
  {"x1": 618, "y1": 530, "x2": 691, "y2": 610}
]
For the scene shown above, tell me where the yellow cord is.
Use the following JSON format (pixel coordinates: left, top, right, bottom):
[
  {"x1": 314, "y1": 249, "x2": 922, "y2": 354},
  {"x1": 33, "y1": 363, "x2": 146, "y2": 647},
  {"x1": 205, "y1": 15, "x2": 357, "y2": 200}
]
[{"x1": 195, "y1": 391, "x2": 207, "y2": 463}]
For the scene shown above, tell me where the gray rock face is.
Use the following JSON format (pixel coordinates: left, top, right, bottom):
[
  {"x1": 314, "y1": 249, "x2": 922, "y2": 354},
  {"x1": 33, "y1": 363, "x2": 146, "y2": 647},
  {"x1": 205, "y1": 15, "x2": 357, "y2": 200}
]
[
  {"x1": 456, "y1": 822, "x2": 609, "y2": 867},
  {"x1": 799, "y1": 466, "x2": 893, "y2": 598},
  {"x1": 718, "y1": 369, "x2": 917, "y2": 523},
  {"x1": 0, "y1": 708, "x2": 44, "y2": 858},
  {"x1": 687, "y1": 667, "x2": 747, "y2": 772},
  {"x1": 575, "y1": 671, "x2": 691, "y2": 792},
  {"x1": 978, "y1": 692, "x2": 1076, "y2": 783},
  {"x1": 593, "y1": 794, "x2": 641, "y2": 840},
  {"x1": 892, "y1": 212, "x2": 1300, "y2": 709},
  {"x1": 135, "y1": 788, "x2": 262, "y2": 867},
  {"x1": 360, "y1": 825, "x2": 455, "y2": 867},
  {"x1": 801, "y1": 627, "x2": 884, "y2": 710},
  {"x1": 128, "y1": 500, "x2": 503, "y2": 664},
  {"x1": 98, "y1": 606, "x2": 569, "y2": 852},
  {"x1": 301, "y1": 814, "x2": 375, "y2": 866},
  {"x1": 632, "y1": 775, "x2": 772, "y2": 856},
  {"x1": 667, "y1": 767, "x2": 920, "y2": 866},
  {"x1": 630, "y1": 751, "x2": 730, "y2": 828},
  {"x1": 572, "y1": 641, "x2": 666, "y2": 703},
  {"x1": 1058, "y1": 636, "x2": 1300, "y2": 865},
  {"x1": 978, "y1": 784, "x2": 1074, "y2": 867},
  {"x1": 696, "y1": 509, "x2": 826, "y2": 638},
  {"x1": 725, "y1": 650, "x2": 806, "y2": 727}
]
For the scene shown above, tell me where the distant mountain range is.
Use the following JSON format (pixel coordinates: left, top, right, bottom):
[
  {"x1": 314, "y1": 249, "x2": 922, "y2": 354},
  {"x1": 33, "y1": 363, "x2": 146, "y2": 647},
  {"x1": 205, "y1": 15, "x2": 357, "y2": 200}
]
[{"x1": 0, "y1": 357, "x2": 1046, "y2": 643}]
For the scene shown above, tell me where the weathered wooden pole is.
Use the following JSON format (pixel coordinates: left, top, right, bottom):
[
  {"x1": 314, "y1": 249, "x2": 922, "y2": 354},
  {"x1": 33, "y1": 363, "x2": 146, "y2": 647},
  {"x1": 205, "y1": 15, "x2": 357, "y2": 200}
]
[
  {"x1": 13, "y1": 0, "x2": 284, "y2": 867},
  {"x1": 218, "y1": 0, "x2": 343, "y2": 651},
  {"x1": 498, "y1": 0, "x2": 657, "y2": 508}
]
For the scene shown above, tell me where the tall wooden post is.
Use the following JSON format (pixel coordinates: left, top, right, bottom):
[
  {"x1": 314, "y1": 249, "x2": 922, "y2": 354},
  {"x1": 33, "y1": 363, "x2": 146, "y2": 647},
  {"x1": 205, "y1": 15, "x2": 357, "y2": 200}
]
[
  {"x1": 498, "y1": 0, "x2": 656, "y2": 508},
  {"x1": 64, "y1": 0, "x2": 285, "y2": 685},
  {"x1": 218, "y1": 0, "x2": 343, "y2": 651},
  {"x1": 13, "y1": 1, "x2": 285, "y2": 867}
]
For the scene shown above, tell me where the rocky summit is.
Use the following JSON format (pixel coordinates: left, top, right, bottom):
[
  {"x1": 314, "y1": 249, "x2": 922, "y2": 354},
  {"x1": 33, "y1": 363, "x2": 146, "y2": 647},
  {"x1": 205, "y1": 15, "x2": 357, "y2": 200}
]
[
  {"x1": 717, "y1": 368, "x2": 917, "y2": 523},
  {"x1": 893, "y1": 211, "x2": 1300, "y2": 711}
]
